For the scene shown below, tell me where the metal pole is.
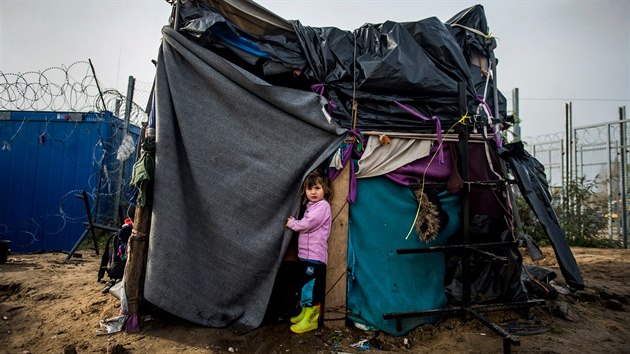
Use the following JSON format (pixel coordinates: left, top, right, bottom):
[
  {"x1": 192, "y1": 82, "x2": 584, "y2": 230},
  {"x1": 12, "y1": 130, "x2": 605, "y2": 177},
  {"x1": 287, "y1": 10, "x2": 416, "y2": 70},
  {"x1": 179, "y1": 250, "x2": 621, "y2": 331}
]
[
  {"x1": 607, "y1": 124, "x2": 613, "y2": 240},
  {"x1": 564, "y1": 104, "x2": 570, "y2": 214},
  {"x1": 459, "y1": 132, "x2": 471, "y2": 308},
  {"x1": 575, "y1": 145, "x2": 584, "y2": 181},
  {"x1": 615, "y1": 140, "x2": 622, "y2": 242},
  {"x1": 512, "y1": 88, "x2": 520, "y2": 142},
  {"x1": 115, "y1": 98, "x2": 122, "y2": 117},
  {"x1": 560, "y1": 139, "x2": 567, "y2": 210},
  {"x1": 123, "y1": 76, "x2": 135, "y2": 133},
  {"x1": 548, "y1": 149, "x2": 552, "y2": 185},
  {"x1": 620, "y1": 106, "x2": 628, "y2": 248},
  {"x1": 88, "y1": 59, "x2": 108, "y2": 111},
  {"x1": 569, "y1": 102, "x2": 574, "y2": 213},
  {"x1": 490, "y1": 52, "x2": 500, "y2": 123},
  {"x1": 113, "y1": 76, "x2": 135, "y2": 224},
  {"x1": 88, "y1": 58, "x2": 109, "y2": 220}
]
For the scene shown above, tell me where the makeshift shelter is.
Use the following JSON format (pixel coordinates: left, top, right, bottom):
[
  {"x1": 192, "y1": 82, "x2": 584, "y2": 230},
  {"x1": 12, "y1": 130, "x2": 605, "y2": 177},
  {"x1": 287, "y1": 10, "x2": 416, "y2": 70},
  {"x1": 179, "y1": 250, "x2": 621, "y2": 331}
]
[{"x1": 134, "y1": 0, "x2": 584, "y2": 344}]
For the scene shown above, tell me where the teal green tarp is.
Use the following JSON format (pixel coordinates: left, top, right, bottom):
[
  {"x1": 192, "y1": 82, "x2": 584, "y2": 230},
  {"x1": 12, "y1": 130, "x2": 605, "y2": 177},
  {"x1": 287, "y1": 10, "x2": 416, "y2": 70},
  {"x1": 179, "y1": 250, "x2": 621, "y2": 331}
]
[{"x1": 347, "y1": 177, "x2": 460, "y2": 335}]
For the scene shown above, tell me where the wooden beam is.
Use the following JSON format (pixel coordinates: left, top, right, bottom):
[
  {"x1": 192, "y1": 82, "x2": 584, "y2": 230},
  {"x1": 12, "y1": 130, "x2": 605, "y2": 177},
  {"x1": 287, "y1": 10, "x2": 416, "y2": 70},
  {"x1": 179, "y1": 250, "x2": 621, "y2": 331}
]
[
  {"x1": 362, "y1": 131, "x2": 490, "y2": 142},
  {"x1": 123, "y1": 137, "x2": 154, "y2": 332},
  {"x1": 325, "y1": 166, "x2": 350, "y2": 328}
]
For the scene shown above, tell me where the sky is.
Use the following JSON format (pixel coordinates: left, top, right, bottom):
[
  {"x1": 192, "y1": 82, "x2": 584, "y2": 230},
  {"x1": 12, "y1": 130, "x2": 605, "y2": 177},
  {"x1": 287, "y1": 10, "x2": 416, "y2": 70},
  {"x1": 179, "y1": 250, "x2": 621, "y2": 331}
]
[{"x1": 1, "y1": 0, "x2": 628, "y2": 139}]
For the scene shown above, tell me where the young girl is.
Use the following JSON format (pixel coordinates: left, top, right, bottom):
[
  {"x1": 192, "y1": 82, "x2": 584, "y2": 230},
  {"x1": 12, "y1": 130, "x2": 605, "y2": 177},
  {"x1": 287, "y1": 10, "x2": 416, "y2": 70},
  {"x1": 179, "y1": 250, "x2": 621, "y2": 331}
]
[{"x1": 285, "y1": 169, "x2": 332, "y2": 333}]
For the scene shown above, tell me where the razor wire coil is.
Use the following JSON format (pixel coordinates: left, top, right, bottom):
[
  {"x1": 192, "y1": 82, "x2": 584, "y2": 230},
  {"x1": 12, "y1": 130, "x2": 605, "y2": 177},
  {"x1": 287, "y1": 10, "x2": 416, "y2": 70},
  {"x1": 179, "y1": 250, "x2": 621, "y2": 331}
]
[{"x1": 0, "y1": 61, "x2": 149, "y2": 126}]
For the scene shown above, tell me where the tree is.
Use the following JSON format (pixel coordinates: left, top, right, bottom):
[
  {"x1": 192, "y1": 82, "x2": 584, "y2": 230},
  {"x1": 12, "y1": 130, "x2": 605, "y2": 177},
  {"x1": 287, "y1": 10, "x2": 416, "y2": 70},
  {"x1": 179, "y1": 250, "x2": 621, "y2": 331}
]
[{"x1": 518, "y1": 176, "x2": 620, "y2": 248}]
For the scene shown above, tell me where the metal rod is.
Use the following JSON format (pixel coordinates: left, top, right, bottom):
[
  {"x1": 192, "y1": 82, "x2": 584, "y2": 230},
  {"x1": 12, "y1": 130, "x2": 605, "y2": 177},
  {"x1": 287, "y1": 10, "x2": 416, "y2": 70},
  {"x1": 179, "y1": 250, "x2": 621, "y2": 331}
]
[
  {"x1": 459, "y1": 131, "x2": 471, "y2": 307},
  {"x1": 490, "y1": 52, "x2": 501, "y2": 123},
  {"x1": 361, "y1": 131, "x2": 489, "y2": 142},
  {"x1": 113, "y1": 76, "x2": 135, "y2": 224},
  {"x1": 94, "y1": 137, "x2": 106, "y2": 221},
  {"x1": 66, "y1": 191, "x2": 101, "y2": 259},
  {"x1": 88, "y1": 59, "x2": 107, "y2": 111},
  {"x1": 468, "y1": 308, "x2": 519, "y2": 344},
  {"x1": 563, "y1": 103, "x2": 571, "y2": 221},
  {"x1": 82, "y1": 222, "x2": 120, "y2": 233},
  {"x1": 512, "y1": 88, "x2": 520, "y2": 142},
  {"x1": 569, "y1": 102, "x2": 573, "y2": 186},
  {"x1": 382, "y1": 299, "x2": 545, "y2": 320},
  {"x1": 607, "y1": 124, "x2": 613, "y2": 240},
  {"x1": 396, "y1": 241, "x2": 518, "y2": 254},
  {"x1": 620, "y1": 106, "x2": 628, "y2": 248},
  {"x1": 616, "y1": 140, "x2": 622, "y2": 241},
  {"x1": 467, "y1": 308, "x2": 520, "y2": 353}
]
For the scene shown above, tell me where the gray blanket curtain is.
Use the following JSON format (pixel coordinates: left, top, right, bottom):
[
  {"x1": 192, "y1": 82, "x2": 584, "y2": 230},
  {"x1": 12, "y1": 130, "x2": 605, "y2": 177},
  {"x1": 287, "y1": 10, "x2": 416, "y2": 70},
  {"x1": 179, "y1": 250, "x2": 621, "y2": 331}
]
[{"x1": 144, "y1": 26, "x2": 346, "y2": 331}]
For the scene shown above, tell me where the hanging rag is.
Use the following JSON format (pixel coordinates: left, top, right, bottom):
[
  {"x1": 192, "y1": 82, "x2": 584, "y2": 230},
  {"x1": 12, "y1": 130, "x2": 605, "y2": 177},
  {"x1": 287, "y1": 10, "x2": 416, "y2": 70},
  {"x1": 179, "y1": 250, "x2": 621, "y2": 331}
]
[
  {"x1": 357, "y1": 136, "x2": 431, "y2": 178},
  {"x1": 130, "y1": 139, "x2": 155, "y2": 207}
]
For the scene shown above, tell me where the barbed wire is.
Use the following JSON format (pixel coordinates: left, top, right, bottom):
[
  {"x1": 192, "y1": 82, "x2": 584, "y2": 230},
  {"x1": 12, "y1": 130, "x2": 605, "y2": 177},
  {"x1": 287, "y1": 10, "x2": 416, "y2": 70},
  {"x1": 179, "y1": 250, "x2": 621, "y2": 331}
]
[
  {"x1": 0, "y1": 61, "x2": 149, "y2": 126},
  {"x1": 523, "y1": 132, "x2": 565, "y2": 144}
]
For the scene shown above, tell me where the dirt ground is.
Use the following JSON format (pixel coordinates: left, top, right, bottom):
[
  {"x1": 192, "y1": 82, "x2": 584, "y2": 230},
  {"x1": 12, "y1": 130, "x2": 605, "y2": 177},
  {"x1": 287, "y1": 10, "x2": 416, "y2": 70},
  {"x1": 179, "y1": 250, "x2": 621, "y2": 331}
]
[{"x1": 1, "y1": 246, "x2": 629, "y2": 354}]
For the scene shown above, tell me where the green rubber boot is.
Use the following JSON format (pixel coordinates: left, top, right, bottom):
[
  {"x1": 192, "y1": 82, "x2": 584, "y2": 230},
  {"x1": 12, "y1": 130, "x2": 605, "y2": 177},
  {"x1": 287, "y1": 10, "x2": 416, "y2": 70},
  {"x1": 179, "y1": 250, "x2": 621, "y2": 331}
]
[
  {"x1": 290, "y1": 307, "x2": 307, "y2": 324},
  {"x1": 290, "y1": 305, "x2": 320, "y2": 334}
]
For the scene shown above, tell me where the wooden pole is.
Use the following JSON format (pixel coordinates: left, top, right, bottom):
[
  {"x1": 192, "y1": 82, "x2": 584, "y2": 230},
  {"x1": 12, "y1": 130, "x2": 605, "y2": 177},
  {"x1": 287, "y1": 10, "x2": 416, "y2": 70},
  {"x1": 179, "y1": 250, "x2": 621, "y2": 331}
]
[
  {"x1": 325, "y1": 166, "x2": 350, "y2": 328},
  {"x1": 123, "y1": 135, "x2": 154, "y2": 332}
]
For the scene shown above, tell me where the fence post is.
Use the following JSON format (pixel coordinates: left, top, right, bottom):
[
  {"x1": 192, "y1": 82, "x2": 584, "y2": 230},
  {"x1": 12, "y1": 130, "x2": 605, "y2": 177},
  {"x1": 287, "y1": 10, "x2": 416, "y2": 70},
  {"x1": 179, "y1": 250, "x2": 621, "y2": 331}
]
[
  {"x1": 607, "y1": 124, "x2": 614, "y2": 240},
  {"x1": 564, "y1": 103, "x2": 572, "y2": 233},
  {"x1": 113, "y1": 76, "x2": 135, "y2": 224},
  {"x1": 512, "y1": 88, "x2": 520, "y2": 142},
  {"x1": 620, "y1": 106, "x2": 628, "y2": 248}
]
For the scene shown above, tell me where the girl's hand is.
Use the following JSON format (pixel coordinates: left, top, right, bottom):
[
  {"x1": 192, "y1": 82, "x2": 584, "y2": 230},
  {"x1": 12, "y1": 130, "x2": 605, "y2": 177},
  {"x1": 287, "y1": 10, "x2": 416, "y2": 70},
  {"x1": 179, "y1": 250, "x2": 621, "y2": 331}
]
[{"x1": 286, "y1": 216, "x2": 294, "y2": 227}]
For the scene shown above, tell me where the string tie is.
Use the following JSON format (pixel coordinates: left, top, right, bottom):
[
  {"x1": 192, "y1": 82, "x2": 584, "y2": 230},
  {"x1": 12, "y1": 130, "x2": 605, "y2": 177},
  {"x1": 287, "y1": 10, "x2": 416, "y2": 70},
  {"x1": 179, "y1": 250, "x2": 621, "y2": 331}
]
[{"x1": 311, "y1": 83, "x2": 338, "y2": 113}]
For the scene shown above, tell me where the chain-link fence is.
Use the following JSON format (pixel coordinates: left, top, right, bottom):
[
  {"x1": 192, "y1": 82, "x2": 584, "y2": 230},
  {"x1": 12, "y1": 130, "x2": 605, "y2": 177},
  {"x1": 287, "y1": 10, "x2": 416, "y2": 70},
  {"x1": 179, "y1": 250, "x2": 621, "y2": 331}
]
[{"x1": 525, "y1": 108, "x2": 629, "y2": 248}]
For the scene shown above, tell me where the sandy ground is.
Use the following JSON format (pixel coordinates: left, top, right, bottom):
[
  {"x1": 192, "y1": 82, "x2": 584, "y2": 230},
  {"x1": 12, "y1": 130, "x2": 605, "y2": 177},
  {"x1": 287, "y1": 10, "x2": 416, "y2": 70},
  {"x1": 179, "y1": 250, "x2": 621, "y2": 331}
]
[{"x1": 1, "y1": 246, "x2": 629, "y2": 354}]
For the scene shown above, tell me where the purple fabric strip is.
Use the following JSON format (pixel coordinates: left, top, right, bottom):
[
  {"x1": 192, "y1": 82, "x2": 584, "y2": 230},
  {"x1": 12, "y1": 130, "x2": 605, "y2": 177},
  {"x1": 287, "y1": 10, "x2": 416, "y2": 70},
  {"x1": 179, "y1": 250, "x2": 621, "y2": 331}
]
[
  {"x1": 125, "y1": 313, "x2": 140, "y2": 333},
  {"x1": 384, "y1": 144, "x2": 453, "y2": 186},
  {"x1": 328, "y1": 130, "x2": 363, "y2": 204},
  {"x1": 311, "y1": 83, "x2": 338, "y2": 113},
  {"x1": 476, "y1": 96, "x2": 503, "y2": 148},
  {"x1": 394, "y1": 101, "x2": 444, "y2": 163}
]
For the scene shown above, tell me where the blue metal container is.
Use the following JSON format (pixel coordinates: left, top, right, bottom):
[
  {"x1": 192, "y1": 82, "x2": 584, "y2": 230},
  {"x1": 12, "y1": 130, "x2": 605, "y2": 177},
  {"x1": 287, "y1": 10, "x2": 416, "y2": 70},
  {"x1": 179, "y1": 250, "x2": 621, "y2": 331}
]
[{"x1": 0, "y1": 111, "x2": 141, "y2": 253}]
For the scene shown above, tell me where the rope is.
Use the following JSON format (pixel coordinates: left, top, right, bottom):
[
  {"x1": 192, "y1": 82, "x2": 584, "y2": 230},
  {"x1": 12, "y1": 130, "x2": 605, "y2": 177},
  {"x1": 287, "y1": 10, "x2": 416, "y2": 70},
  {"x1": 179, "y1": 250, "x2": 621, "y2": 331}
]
[
  {"x1": 325, "y1": 269, "x2": 348, "y2": 296},
  {"x1": 522, "y1": 264, "x2": 551, "y2": 297},
  {"x1": 331, "y1": 200, "x2": 349, "y2": 223},
  {"x1": 450, "y1": 23, "x2": 494, "y2": 40}
]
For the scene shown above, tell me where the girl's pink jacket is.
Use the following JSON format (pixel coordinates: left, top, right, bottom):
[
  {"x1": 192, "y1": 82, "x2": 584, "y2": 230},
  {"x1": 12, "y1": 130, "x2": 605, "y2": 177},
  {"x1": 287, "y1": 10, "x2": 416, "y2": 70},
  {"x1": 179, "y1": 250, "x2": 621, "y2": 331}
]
[{"x1": 287, "y1": 200, "x2": 332, "y2": 264}]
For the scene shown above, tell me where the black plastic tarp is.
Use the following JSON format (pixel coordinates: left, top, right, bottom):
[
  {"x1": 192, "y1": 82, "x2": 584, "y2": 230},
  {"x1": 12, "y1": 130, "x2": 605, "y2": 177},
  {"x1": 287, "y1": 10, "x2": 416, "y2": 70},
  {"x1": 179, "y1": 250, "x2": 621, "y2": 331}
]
[
  {"x1": 177, "y1": 2, "x2": 506, "y2": 132},
  {"x1": 498, "y1": 142, "x2": 585, "y2": 290},
  {"x1": 291, "y1": 18, "x2": 478, "y2": 132},
  {"x1": 447, "y1": 5, "x2": 507, "y2": 125},
  {"x1": 145, "y1": 26, "x2": 346, "y2": 331}
]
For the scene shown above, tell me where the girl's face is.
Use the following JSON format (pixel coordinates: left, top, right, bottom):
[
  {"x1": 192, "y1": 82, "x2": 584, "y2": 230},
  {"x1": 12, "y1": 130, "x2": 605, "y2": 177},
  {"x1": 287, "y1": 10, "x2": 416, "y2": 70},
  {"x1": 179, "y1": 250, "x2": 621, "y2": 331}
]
[{"x1": 305, "y1": 183, "x2": 325, "y2": 203}]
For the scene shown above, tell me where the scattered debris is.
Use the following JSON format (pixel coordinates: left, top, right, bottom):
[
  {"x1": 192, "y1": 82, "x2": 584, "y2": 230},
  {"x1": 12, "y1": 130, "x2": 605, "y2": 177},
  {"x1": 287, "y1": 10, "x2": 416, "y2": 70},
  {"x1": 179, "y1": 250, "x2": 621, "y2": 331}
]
[
  {"x1": 350, "y1": 339, "x2": 369, "y2": 350},
  {"x1": 97, "y1": 315, "x2": 128, "y2": 335},
  {"x1": 552, "y1": 301, "x2": 581, "y2": 322}
]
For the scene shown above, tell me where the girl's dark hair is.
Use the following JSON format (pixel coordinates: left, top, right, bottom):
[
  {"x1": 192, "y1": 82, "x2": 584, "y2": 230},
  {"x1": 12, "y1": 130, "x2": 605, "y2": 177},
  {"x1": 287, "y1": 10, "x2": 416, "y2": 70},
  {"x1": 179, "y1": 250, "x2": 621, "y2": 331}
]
[{"x1": 302, "y1": 169, "x2": 333, "y2": 202}]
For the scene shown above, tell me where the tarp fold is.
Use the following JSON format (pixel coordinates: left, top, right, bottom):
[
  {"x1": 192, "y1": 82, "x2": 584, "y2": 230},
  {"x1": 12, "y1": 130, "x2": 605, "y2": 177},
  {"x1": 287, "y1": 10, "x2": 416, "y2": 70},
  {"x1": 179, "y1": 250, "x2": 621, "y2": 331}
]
[{"x1": 145, "y1": 26, "x2": 346, "y2": 331}]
